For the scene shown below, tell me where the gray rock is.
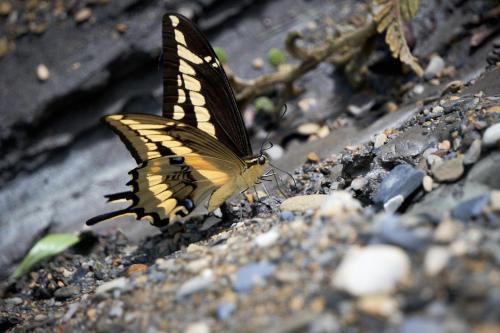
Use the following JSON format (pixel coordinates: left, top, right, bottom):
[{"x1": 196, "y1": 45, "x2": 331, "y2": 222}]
[
  {"x1": 373, "y1": 164, "x2": 425, "y2": 205},
  {"x1": 432, "y1": 157, "x2": 464, "y2": 182},
  {"x1": 483, "y1": 123, "x2": 500, "y2": 147},
  {"x1": 351, "y1": 176, "x2": 368, "y2": 191},
  {"x1": 377, "y1": 127, "x2": 438, "y2": 162},
  {"x1": 54, "y1": 285, "x2": 80, "y2": 300},
  {"x1": 233, "y1": 262, "x2": 276, "y2": 293},
  {"x1": 372, "y1": 214, "x2": 429, "y2": 251},
  {"x1": 466, "y1": 152, "x2": 500, "y2": 189},
  {"x1": 451, "y1": 194, "x2": 490, "y2": 221},
  {"x1": 463, "y1": 139, "x2": 482, "y2": 165},
  {"x1": 374, "y1": 133, "x2": 387, "y2": 148}
]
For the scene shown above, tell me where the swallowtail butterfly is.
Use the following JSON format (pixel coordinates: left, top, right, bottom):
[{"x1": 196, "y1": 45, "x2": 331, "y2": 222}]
[{"x1": 86, "y1": 13, "x2": 269, "y2": 227}]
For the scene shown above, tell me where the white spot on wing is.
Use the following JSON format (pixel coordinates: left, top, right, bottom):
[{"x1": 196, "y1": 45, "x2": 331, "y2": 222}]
[
  {"x1": 173, "y1": 105, "x2": 185, "y2": 120},
  {"x1": 169, "y1": 15, "x2": 179, "y2": 27},
  {"x1": 194, "y1": 106, "x2": 210, "y2": 122},
  {"x1": 177, "y1": 89, "x2": 186, "y2": 103},
  {"x1": 179, "y1": 59, "x2": 196, "y2": 75},
  {"x1": 178, "y1": 45, "x2": 203, "y2": 64},
  {"x1": 174, "y1": 29, "x2": 187, "y2": 46},
  {"x1": 182, "y1": 74, "x2": 201, "y2": 92},
  {"x1": 189, "y1": 91, "x2": 205, "y2": 106}
]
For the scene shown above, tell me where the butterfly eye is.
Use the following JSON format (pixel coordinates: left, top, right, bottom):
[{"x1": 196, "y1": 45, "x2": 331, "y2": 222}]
[{"x1": 258, "y1": 155, "x2": 266, "y2": 165}]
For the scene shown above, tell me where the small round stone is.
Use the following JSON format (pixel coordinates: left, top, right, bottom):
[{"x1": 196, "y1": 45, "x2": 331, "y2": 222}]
[
  {"x1": 423, "y1": 175, "x2": 433, "y2": 192},
  {"x1": 482, "y1": 123, "x2": 500, "y2": 147},
  {"x1": 374, "y1": 133, "x2": 387, "y2": 148},
  {"x1": 36, "y1": 64, "x2": 50, "y2": 81}
]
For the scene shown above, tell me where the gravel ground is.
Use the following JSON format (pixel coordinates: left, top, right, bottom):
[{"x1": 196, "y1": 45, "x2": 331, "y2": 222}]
[{"x1": 1, "y1": 65, "x2": 499, "y2": 332}]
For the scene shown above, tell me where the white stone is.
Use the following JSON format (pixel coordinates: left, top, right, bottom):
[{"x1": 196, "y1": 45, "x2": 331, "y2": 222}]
[
  {"x1": 176, "y1": 269, "x2": 214, "y2": 298},
  {"x1": 482, "y1": 123, "x2": 500, "y2": 147},
  {"x1": 319, "y1": 191, "x2": 362, "y2": 218},
  {"x1": 423, "y1": 175, "x2": 433, "y2": 192},
  {"x1": 424, "y1": 54, "x2": 445, "y2": 79},
  {"x1": 280, "y1": 194, "x2": 327, "y2": 212},
  {"x1": 184, "y1": 321, "x2": 211, "y2": 333},
  {"x1": 383, "y1": 195, "x2": 404, "y2": 213},
  {"x1": 424, "y1": 246, "x2": 451, "y2": 276},
  {"x1": 333, "y1": 245, "x2": 411, "y2": 296},
  {"x1": 95, "y1": 277, "x2": 127, "y2": 295},
  {"x1": 254, "y1": 229, "x2": 279, "y2": 248},
  {"x1": 374, "y1": 133, "x2": 387, "y2": 148}
]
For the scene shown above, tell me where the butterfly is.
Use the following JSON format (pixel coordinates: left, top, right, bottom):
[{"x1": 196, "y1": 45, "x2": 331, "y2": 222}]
[{"x1": 86, "y1": 13, "x2": 269, "y2": 227}]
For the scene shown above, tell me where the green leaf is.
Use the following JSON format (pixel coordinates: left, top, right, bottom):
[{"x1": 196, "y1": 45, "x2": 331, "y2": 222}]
[
  {"x1": 254, "y1": 96, "x2": 274, "y2": 112},
  {"x1": 11, "y1": 233, "x2": 81, "y2": 280},
  {"x1": 267, "y1": 48, "x2": 286, "y2": 68},
  {"x1": 213, "y1": 47, "x2": 228, "y2": 64}
]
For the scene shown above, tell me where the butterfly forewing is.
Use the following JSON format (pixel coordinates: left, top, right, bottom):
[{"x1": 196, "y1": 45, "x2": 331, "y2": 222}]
[{"x1": 162, "y1": 14, "x2": 252, "y2": 158}]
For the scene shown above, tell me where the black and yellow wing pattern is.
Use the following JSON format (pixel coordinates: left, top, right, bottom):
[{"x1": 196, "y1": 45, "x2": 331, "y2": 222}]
[{"x1": 86, "y1": 13, "x2": 268, "y2": 227}]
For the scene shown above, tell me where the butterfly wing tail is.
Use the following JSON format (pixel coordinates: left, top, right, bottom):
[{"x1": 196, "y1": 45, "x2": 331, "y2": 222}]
[{"x1": 85, "y1": 207, "x2": 134, "y2": 226}]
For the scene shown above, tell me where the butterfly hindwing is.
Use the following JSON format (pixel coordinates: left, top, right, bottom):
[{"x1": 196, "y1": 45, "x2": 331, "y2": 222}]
[
  {"x1": 162, "y1": 13, "x2": 252, "y2": 158},
  {"x1": 86, "y1": 114, "x2": 245, "y2": 226}
]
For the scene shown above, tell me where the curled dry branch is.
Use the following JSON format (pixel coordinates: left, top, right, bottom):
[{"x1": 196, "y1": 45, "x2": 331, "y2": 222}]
[{"x1": 228, "y1": 21, "x2": 377, "y2": 108}]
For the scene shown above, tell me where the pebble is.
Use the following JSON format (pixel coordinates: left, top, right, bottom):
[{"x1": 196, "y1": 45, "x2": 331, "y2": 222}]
[
  {"x1": 319, "y1": 191, "x2": 362, "y2": 219},
  {"x1": 298, "y1": 98, "x2": 317, "y2": 112},
  {"x1": 424, "y1": 54, "x2": 445, "y2": 79},
  {"x1": 401, "y1": 316, "x2": 444, "y2": 333},
  {"x1": 373, "y1": 164, "x2": 425, "y2": 205},
  {"x1": 280, "y1": 194, "x2": 327, "y2": 212},
  {"x1": 423, "y1": 175, "x2": 434, "y2": 192},
  {"x1": 434, "y1": 216, "x2": 458, "y2": 242},
  {"x1": 279, "y1": 211, "x2": 294, "y2": 221},
  {"x1": 0, "y1": 1, "x2": 12, "y2": 16},
  {"x1": 185, "y1": 258, "x2": 210, "y2": 273},
  {"x1": 252, "y1": 57, "x2": 264, "y2": 69},
  {"x1": 482, "y1": 123, "x2": 500, "y2": 147},
  {"x1": 356, "y1": 294, "x2": 399, "y2": 318},
  {"x1": 438, "y1": 140, "x2": 451, "y2": 151},
  {"x1": 307, "y1": 152, "x2": 320, "y2": 163},
  {"x1": 199, "y1": 216, "x2": 222, "y2": 231},
  {"x1": 95, "y1": 277, "x2": 128, "y2": 295},
  {"x1": 372, "y1": 214, "x2": 428, "y2": 251},
  {"x1": 5, "y1": 297, "x2": 23, "y2": 305},
  {"x1": 432, "y1": 157, "x2": 464, "y2": 182},
  {"x1": 413, "y1": 84, "x2": 425, "y2": 94},
  {"x1": 451, "y1": 194, "x2": 490, "y2": 221},
  {"x1": 333, "y1": 245, "x2": 411, "y2": 296},
  {"x1": 126, "y1": 263, "x2": 148, "y2": 276},
  {"x1": 184, "y1": 321, "x2": 211, "y2": 333},
  {"x1": 36, "y1": 64, "x2": 50, "y2": 81},
  {"x1": 297, "y1": 123, "x2": 320, "y2": 135},
  {"x1": 374, "y1": 133, "x2": 387, "y2": 148},
  {"x1": 216, "y1": 302, "x2": 236, "y2": 320},
  {"x1": 176, "y1": 269, "x2": 214, "y2": 298},
  {"x1": 424, "y1": 246, "x2": 451, "y2": 276},
  {"x1": 491, "y1": 190, "x2": 500, "y2": 212},
  {"x1": 75, "y1": 8, "x2": 92, "y2": 23},
  {"x1": 233, "y1": 262, "x2": 276, "y2": 293},
  {"x1": 254, "y1": 229, "x2": 279, "y2": 248},
  {"x1": 54, "y1": 285, "x2": 80, "y2": 300},
  {"x1": 463, "y1": 139, "x2": 482, "y2": 165},
  {"x1": 383, "y1": 195, "x2": 404, "y2": 213},
  {"x1": 350, "y1": 176, "x2": 367, "y2": 191}
]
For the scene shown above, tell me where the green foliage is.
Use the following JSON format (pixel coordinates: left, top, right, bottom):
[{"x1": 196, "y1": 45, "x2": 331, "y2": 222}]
[
  {"x1": 267, "y1": 48, "x2": 286, "y2": 68},
  {"x1": 213, "y1": 47, "x2": 228, "y2": 64},
  {"x1": 254, "y1": 96, "x2": 274, "y2": 112},
  {"x1": 11, "y1": 233, "x2": 81, "y2": 280}
]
